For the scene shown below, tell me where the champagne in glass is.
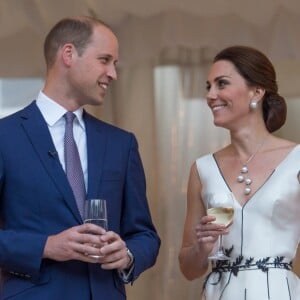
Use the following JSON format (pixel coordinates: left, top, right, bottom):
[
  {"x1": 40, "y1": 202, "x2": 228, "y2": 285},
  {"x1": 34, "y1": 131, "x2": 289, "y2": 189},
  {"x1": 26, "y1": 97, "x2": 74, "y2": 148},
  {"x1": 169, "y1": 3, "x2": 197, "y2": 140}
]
[
  {"x1": 84, "y1": 199, "x2": 108, "y2": 258},
  {"x1": 84, "y1": 218, "x2": 108, "y2": 229},
  {"x1": 206, "y1": 193, "x2": 234, "y2": 260}
]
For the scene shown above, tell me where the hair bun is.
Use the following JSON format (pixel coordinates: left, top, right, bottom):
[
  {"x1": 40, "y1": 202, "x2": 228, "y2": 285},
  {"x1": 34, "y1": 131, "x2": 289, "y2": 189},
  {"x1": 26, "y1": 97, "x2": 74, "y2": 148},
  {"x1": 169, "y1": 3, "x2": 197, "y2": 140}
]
[{"x1": 263, "y1": 93, "x2": 287, "y2": 132}]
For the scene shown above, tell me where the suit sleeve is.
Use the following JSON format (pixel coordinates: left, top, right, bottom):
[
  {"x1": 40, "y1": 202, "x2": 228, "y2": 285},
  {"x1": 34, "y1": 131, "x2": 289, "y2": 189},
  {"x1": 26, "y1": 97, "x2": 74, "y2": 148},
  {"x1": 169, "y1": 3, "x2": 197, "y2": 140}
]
[
  {"x1": 0, "y1": 148, "x2": 48, "y2": 280},
  {"x1": 120, "y1": 134, "x2": 160, "y2": 282}
]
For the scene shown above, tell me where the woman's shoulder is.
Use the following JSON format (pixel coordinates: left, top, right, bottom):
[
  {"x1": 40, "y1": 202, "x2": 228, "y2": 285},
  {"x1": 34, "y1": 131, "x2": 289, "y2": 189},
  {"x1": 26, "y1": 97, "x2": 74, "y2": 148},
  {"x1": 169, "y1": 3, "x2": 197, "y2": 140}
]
[
  {"x1": 209, "y1": 145, "x2": 231, "y2": 161},
  {"x1": 264, "y1": 137, "x2": 300, "y2": 166},
  {"x1": 268, "y1": 136, "x2": 298, "y2": 153},
  {"x1": 195, "y1": 152, "x2": 215, "y2": 165},
  {"x1": 194, "y1": 150, "x2": 225, "y2": 173}
]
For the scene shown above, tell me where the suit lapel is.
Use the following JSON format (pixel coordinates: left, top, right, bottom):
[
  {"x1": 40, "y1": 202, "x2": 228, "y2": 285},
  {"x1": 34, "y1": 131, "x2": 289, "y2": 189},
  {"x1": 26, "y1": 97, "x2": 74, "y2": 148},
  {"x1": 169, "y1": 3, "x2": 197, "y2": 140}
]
[
  {"x1": 20, "y1": 102, "x2": 82, "y2": 223},
  {"x1": 84, "y1": 112, "x2": 107, "y2": 199}
]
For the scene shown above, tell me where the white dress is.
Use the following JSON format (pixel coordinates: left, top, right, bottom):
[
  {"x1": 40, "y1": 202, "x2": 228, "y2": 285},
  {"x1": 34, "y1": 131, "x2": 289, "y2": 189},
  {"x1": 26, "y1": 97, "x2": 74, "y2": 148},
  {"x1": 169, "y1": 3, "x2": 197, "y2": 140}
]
[{"x1": 196, "y1": 145, "x2": 300, "y2": 300}]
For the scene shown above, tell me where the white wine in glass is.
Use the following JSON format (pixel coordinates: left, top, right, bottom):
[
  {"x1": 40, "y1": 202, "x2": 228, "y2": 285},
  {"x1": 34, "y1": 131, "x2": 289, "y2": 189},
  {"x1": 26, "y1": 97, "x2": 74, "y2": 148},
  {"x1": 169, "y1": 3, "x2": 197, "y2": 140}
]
[
  {"x1": 206, "y1": 207, "x2": 234, "y2": 227},
  {"x1": 206, "y1": 193, "x2": 234, "y2": 260}
]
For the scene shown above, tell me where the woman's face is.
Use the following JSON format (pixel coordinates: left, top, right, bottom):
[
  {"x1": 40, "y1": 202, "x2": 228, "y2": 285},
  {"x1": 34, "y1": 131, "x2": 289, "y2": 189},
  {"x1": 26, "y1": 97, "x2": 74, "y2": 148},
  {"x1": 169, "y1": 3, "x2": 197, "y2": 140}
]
[{"x1": 206, "y1": 60, "x2": 255, "y2": 130}]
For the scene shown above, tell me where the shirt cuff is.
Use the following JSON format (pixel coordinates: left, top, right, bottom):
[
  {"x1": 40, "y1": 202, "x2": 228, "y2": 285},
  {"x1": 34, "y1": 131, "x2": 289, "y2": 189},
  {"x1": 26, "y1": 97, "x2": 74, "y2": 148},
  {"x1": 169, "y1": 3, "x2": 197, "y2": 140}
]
[
  {"x1": 118, "y1": 248, "x2": 135, "y2": 284},
  {"x1": 118, "y1": 262, "x2": 135, "y2": 284}
]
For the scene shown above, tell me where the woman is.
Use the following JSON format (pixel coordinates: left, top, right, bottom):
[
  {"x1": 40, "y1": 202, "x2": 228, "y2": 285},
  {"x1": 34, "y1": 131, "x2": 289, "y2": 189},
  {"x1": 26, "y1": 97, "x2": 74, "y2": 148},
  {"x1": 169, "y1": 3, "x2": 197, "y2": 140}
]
[{"x1": 178, "y1": 45, "x2": 300, "y2": 299}]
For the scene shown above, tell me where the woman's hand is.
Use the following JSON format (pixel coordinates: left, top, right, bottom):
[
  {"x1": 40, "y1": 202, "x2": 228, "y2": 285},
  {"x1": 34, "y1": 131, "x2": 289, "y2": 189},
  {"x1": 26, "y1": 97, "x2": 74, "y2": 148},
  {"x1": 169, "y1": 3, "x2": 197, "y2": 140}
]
[{"x1": 195, "y1": 215, "x2": 229, "y2": 255}]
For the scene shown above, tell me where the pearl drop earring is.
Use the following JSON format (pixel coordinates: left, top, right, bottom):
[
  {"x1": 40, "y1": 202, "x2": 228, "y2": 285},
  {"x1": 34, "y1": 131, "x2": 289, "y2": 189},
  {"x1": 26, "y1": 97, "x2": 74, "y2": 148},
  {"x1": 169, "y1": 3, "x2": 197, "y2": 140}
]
[{"x1": 249, "y1": 100, "x2": 257, "y2": 110}]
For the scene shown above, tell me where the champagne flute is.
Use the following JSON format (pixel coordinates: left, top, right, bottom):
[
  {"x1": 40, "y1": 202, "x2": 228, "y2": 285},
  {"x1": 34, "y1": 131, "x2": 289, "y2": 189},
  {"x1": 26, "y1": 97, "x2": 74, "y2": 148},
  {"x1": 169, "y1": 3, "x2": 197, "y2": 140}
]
[
  {"x1": 84, "y1": 199, "x2": 108, "y2": 258},
  {"x1": 206, "y1": 192, "x2": 234, "y2": 260}
]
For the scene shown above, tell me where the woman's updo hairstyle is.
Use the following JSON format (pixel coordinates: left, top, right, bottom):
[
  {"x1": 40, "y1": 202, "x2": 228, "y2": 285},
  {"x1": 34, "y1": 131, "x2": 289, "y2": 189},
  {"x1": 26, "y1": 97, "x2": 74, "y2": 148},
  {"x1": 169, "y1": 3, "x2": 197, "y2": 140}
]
[{"x1": 213, "y1": 45, "x2": 286, "y2": 132}]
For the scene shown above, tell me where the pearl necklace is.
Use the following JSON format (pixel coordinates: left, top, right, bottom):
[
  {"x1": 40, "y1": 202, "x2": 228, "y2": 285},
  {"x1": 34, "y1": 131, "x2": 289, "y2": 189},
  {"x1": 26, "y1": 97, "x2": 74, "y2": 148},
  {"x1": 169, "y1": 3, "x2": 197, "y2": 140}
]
[{"x1": 236, "y1": 138, "x2": 267, "y2": 195}]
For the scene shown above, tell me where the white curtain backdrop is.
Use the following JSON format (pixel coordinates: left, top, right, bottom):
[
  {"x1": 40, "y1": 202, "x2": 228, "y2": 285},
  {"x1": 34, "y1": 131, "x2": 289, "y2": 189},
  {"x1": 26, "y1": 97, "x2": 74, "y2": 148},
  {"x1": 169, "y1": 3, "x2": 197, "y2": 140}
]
[
  {"x1": 115, "y1": 10, "x2": 300, "y2": 68},
  {"x1": 153, "y1": 66, "x2": 229, "y2": 299}
]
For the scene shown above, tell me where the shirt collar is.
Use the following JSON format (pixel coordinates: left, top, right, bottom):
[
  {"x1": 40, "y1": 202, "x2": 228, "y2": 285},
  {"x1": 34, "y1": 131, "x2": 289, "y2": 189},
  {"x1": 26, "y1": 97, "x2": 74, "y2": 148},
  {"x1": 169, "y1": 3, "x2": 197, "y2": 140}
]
[{"x1": 36, "y1": 91, "x2": 85, "y2": 129}]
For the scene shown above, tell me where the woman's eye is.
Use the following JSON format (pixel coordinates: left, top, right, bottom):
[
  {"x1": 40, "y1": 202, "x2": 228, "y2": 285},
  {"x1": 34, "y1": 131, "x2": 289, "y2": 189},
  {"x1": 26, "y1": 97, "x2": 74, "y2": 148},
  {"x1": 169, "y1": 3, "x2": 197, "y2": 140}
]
[{"x1": 217, "y1": 80, "x2": 228, "y2": 88}]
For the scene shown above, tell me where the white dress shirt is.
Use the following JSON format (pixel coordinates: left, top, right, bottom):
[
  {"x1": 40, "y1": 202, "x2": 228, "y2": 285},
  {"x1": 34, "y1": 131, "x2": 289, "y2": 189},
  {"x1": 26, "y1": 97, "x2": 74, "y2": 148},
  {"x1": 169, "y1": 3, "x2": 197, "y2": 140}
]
[{"x1": 36, "y1": 91, "x2": 88, "y2": 190}]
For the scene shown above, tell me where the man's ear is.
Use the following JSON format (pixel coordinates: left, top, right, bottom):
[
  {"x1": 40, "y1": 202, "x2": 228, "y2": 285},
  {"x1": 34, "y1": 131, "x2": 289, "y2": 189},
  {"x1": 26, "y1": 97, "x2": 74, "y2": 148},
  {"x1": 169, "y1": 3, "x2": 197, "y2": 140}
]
[{"x1": 61, "y1": 44, "x2": 76, "y2": 67}]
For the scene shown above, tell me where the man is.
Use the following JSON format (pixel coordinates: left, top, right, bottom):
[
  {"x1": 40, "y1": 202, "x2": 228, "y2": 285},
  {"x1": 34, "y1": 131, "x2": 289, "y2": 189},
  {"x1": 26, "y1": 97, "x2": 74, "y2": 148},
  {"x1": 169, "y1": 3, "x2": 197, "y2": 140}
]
[{"x1": 0, "y1": 16, "x2": 160, "y2": 299}]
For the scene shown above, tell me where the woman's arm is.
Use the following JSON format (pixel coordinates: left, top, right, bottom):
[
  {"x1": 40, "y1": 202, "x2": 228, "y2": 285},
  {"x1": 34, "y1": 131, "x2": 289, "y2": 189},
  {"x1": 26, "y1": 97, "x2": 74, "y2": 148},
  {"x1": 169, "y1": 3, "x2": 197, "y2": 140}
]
[{"x1": 178, "y1": 162, "x2": 226, "y2": 280}]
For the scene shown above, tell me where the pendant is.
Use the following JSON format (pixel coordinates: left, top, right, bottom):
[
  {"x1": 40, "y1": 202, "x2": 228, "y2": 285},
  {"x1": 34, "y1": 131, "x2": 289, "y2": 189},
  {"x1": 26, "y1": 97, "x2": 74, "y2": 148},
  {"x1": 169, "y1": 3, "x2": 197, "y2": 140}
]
[
  {"x1": 237, "y1": 164, "x2": 252, "y2": 195},
  {"x1": 236, "y1": 136, "x2": 268, "y2": 196},
  {"x1": 237, "y1": 175, "x2": 244, "y2": 183},
  {"x1": 241, "y1": 166, "x2": 248, "y2": 173},
  {"x1": 245, "y1": 178, "x2": 252, "y2": 185},
  {"x1": 244, "y1": 187, "x2": 251, "y2": 195}
]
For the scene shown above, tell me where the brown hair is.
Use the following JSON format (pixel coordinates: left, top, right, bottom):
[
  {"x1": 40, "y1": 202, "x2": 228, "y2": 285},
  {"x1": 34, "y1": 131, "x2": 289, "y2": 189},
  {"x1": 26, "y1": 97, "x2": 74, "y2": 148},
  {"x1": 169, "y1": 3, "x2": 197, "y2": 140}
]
[
  {"x1": 213, "y1": 45, "x2": 286, "y2": 132},
  {"x1": 44, "y1": 16, "x2": 110, "y2": 69}
]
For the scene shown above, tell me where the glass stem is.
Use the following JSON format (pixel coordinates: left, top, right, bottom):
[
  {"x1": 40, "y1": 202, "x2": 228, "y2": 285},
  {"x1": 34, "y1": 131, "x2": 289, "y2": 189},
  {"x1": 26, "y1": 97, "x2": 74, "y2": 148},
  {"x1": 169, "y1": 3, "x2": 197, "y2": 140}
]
[{"x1": 218, "y1": 235, "x2": 223, "y2": 252}]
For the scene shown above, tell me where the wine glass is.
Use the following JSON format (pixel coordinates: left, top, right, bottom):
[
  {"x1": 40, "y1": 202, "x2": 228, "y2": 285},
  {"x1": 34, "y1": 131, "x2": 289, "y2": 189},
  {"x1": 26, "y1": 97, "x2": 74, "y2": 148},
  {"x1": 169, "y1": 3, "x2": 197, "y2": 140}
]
[
  {"x1": 206, "y1": 192, "x2": 234, "y2": 260},
  {"x1": 83, "y1": 199, "x2": 108, "y2": 258}
]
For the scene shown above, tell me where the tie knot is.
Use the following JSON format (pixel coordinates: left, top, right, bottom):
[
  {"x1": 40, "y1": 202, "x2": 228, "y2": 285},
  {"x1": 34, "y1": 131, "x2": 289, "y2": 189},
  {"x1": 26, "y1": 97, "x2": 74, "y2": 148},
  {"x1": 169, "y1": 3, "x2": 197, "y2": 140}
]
[{"x1": 64, "y1": 112, "x2": 76, "y2": 124}]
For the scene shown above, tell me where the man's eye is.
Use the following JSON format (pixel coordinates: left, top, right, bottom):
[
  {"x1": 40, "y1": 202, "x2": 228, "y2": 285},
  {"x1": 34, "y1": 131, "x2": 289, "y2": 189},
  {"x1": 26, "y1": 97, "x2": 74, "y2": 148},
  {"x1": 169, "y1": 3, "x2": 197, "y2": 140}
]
[{"x1": 99, "y1": 57, "x2": 109, "y2": 64}]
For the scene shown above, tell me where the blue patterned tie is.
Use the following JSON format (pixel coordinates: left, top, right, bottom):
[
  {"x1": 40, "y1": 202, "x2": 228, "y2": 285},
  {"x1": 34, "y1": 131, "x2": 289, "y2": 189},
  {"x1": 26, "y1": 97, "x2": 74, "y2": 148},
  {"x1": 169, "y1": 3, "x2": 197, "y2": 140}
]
[{"x1": 64, "y1": 112, "x2": 86, "y2": 217}]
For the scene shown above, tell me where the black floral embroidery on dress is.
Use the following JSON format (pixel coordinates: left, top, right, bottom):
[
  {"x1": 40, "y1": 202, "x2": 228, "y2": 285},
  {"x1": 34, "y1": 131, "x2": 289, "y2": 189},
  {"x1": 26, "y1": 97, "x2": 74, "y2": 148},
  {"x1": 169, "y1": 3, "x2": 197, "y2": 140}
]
[
  {"x1": 256, "y1": 257, "x2": 270, "y2": 272},
  {"x1": 203, "y1": 246, "x2": 293, "y2": 289}
]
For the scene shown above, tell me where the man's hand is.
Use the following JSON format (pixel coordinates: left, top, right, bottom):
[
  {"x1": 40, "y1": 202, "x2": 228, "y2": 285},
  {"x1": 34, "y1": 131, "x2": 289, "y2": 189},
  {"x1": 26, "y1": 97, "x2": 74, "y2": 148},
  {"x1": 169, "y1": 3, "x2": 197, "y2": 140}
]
[
  {"x1": 43, "y1": 223, "x2": 107, "y2": 262},
  {"x1": 97, "y1": 231, "x2": 132, "y2": 271}
]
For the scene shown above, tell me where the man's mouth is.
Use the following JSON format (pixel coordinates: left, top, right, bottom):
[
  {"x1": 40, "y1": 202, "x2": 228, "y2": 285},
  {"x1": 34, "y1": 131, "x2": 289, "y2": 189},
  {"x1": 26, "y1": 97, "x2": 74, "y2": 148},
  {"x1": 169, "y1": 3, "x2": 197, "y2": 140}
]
[{"x1": 98, "y1": 82, "x2": 108, "y2": 90}]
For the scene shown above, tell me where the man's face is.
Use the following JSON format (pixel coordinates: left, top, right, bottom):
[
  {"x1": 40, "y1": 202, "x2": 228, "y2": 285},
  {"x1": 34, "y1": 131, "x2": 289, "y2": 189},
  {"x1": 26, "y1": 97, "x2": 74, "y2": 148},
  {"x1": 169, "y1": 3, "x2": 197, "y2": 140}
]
[{"x1": 68, "y1": 25, "x2": 119, "y2": 108}]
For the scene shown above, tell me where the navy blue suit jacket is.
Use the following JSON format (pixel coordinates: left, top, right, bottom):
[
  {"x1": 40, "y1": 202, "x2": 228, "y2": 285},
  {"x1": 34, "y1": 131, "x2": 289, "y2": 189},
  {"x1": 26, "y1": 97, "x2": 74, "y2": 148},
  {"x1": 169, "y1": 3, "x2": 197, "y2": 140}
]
[{"x1": 0, "y1": 102, "x2": 160, "y2": 299}]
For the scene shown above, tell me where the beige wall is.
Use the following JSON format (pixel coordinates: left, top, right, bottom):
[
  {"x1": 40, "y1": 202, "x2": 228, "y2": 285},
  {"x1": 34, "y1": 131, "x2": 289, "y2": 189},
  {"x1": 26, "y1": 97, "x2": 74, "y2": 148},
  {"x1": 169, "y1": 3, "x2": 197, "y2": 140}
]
[
  {"x1": 294, "y1": 246, "x2": 300, "y2": 276},
  {"x1": 276, "y1": 97, "x2": 300, "y2": 143}
]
